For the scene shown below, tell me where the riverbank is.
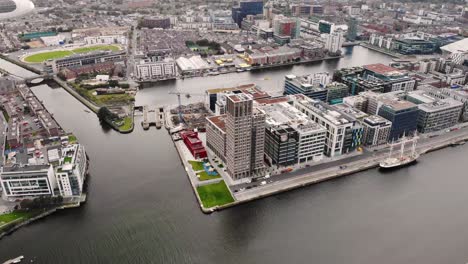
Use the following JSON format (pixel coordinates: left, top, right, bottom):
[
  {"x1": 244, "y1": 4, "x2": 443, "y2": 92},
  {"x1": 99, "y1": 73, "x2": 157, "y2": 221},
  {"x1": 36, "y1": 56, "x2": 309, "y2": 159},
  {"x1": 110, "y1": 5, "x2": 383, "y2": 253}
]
[
  {"x1": 173, "y1": 123, "x2": 468, "y2": 213},
  {"x1": 359, "y1": 43, "x2": 404, "y2": 58}
]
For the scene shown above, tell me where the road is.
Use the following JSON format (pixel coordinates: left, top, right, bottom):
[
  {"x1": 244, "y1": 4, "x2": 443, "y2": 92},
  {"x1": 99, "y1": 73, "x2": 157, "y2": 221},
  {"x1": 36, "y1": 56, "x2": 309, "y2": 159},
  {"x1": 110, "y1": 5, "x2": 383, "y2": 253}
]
[{"x1": 231, "y1": 123, "x2": 468, "y2": 199}]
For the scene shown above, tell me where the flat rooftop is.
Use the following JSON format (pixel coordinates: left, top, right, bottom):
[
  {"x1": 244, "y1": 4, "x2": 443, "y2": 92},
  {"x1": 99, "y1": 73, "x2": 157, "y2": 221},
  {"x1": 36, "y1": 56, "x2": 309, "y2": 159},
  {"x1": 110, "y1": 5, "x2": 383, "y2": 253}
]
[
  {"x1": 364, "y1": 63, "x2": 403, "y2": 76},
  {"x1": 207, "y1": 115, "x2": 226, "y2": 132}
]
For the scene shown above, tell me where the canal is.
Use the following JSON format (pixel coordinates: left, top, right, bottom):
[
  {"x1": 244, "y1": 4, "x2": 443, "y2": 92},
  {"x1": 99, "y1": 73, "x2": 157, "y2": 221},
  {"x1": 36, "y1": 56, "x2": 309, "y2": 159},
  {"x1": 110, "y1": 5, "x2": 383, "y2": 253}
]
[{"x1": 2, "y1": 46, "x2": 468, "y2": 264}]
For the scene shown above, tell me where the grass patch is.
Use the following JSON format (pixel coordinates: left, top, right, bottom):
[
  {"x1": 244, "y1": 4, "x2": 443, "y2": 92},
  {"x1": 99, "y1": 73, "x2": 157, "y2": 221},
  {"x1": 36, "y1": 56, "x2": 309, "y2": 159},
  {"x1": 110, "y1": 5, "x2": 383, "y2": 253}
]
[
  {"x1": 197, "y1": 171, "x2": 221, "y2": 181},
  {"x1": 24, "y1": 50, "x2": 74, "y2": 63},
  {"x1": 63, "y1": 156, "x2": 72, "y2": 164},
  {"x1": 73, "y1": 45, "x2": 120, "y2": 54},
  {"x1": 117, "y1": 116, "x2": 133, "y2": 131},
  {"x1": 196, "y1": 181, "x2": 234, "y2": 208},
  {"x1": 79, "y1": 88, "x2": 133, "y2": 106},
  {"x1": 188, "y1": 160, "x2": 204, "y2": 171},
  {"x1": 23, "y1": 45, "x2": 120, "y2": 63},
  {"x1": 68, "y1": 134, "x2": 77, "y2": 143},
  {"x1": 0, "y1": 211, "x2": 35, "y2": 226}
]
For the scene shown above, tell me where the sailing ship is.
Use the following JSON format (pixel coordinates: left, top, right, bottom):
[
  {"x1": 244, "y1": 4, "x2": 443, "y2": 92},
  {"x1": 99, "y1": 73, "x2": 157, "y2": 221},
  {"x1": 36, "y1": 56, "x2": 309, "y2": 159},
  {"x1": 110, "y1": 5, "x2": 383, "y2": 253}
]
[{"x1": 380, "y1": 133, "x2": 419, "y2": 169}]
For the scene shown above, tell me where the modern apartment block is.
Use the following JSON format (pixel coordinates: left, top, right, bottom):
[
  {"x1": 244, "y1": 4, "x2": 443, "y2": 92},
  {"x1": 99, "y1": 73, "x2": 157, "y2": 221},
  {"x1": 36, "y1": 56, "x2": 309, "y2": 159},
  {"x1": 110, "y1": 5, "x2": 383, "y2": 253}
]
[
  {"x1": 134, "y1": 59, "x2": 177, "y2": 80},
  {"x1": 55, "y1": 144, "x2": 88, "y2": 197},
  {"x1": 377, "y1": 99, "x2": 419, "y2": 140},
  {"x1": 324, "y1": 30, "x2": 344, "y2": 55},
  {"x1": 1, "y1": 165, "x2": 56, "y2": 198},
  {"x1": 361, "y1": 115, "x2": 392, "y2": 146},
  {"x1": 260, "y1": 102, "x2": 326, "y2": 166},
  {"x1": 406, "y1": 90, "x2": 463, "y2": 133},
  {"x1": 284, "y1": 74, "x2": 329, "y2": 102},
  {"x1": 208, "y1": 94, "x2": 266, "y2": 180},
  {"x1": 290, "y1": 95, "x2": 354, "y2": 157}
]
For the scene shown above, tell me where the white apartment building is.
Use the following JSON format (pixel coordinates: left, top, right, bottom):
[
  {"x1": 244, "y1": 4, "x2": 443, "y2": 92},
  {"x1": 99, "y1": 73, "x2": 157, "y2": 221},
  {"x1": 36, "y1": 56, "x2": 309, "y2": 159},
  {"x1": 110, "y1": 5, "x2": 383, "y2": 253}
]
[
  {"x1": 290, "y1": 95, "x2": 353, "y2": 157},
  {"x1": 1, "y1": 165, "x2": 56, "y2": 198},
  {"x1": 324, "y1": 30, "x2": 344, "y2": 55},
  {"x1": 55, "y1": 144, "x2": 88, "y2": 197},
  {"x1": 84, "y1": 35, "x2": 127, "y2": 45},
  {"x1": 134, "y1": 59, "x2": 177, "y2": 80}
]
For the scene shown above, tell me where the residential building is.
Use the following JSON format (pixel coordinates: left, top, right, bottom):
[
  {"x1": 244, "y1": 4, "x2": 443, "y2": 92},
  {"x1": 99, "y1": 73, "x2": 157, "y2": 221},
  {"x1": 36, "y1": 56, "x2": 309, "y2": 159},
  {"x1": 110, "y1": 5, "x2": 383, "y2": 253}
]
[
  {"x1": 206, "y1": 115, "x2": 227, "y2": 161},
  {"x1": 273, "y1": 15, "x2": 298, "y2": 40},
  {"x1": 140, "y1": 17, "x2": 171, "y2": 29},
  {"x1": 361, "y1": 115, "x2": 392, "y2": 146},
  {"x1": 134, "y1": 59, "x2": 177, "y2": 80},
  {"x1": 1, "y1": 165, "x2": 56, "y2": 198},
  {"x1": 55, "y1": 144, "x2": 88, "y2": 197},
  {"x1": 324, "y1": 30, "x2": 344, "y2": 55},
  {"x1": 223, "y1": 94, "x2": 266, "y2": 180}
]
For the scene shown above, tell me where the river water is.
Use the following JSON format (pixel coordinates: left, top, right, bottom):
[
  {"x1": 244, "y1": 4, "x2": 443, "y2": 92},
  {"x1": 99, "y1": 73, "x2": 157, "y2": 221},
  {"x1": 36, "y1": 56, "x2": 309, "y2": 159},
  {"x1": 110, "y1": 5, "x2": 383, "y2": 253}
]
[{"x1": 2, "y1": 46, "x2": 468, "y2": 263}]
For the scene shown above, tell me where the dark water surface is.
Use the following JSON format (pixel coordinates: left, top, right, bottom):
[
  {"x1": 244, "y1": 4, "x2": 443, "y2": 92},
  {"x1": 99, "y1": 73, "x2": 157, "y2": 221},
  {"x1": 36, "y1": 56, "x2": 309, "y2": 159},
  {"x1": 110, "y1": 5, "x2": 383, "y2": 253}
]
[{"x1": 2, "y1": 47, "x2": 468, "y2": 263}]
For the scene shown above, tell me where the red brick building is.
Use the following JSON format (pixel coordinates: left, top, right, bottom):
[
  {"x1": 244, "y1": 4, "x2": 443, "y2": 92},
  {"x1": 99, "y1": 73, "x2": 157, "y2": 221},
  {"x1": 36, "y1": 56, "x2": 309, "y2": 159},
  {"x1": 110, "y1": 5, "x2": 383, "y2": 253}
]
[{"x1": 180, "y1": 131, "x2": 207, "y2": 159}]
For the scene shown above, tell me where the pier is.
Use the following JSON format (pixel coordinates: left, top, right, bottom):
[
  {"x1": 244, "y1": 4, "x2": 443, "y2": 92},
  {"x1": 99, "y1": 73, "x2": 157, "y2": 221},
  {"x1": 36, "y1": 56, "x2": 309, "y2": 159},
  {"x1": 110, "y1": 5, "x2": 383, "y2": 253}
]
[{"x1": 141, "y1": 105, "x2": 165, "y2": 130}]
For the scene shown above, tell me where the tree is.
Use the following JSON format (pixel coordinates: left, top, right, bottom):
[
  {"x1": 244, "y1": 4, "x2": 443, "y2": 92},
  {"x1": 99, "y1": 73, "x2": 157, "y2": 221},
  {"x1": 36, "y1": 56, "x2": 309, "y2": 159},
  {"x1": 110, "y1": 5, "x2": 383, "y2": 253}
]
[
  {"x1": 97, "y1": 107, "x2": 118, "y2": 123},
  {"x1": 108, "y1": 80, "x2": 119, "y2": 87}
]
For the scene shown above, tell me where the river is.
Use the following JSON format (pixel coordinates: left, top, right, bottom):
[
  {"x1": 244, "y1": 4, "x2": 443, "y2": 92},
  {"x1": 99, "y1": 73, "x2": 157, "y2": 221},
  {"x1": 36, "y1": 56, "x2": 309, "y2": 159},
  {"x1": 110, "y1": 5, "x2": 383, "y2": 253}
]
[{"x1": 1, "y1": 46, "x2": 468, "y2": 264}]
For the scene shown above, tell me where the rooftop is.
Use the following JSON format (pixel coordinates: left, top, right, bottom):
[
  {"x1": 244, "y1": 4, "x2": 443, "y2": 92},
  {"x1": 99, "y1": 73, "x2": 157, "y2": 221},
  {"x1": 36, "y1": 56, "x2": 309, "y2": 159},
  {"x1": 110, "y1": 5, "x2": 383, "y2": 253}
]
[
  {"x1": 364, "y1": 63, "x2": 403, "y2": 76},
  {"x1": 206, "y1": 115, "x2": 227, "y2": 132}
]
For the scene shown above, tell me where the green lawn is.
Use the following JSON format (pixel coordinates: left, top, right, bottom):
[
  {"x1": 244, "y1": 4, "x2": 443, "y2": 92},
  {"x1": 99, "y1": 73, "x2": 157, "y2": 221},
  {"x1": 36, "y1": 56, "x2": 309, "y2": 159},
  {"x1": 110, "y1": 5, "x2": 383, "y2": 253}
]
[
  {"x1": 196, "y1": 181, "x2": 235, "y2": 208},
  {"x1": 117, "y1": 116, "x2": 133, "y2": 131},
  {"x1": 81, "y1": 89, "x2": 134, "y2": 106},
  {"x1": 0, "y1": 211, "x2": 35, "y2": 227},
  {"x1": 24, "y1": 50, "x2": 73, "y2": 63},
  {"x1": 72, "y1": 45, "x2": 120, "y2": 53},
  {"x1": 188, "y1": 160, "x2": 204, "y2": 171},
  {"x1": 63, "y1": 156, "x2": 72, "y2": 164},
  {"x1": 23, "y1": 45, "x2": 120, "y2": 63},
  {"x1": 196, "y1": 171, "x2": 221, "y2": 181},
  {"x1": 68, "y1": 134, "x2": 77, "y2": 143}
]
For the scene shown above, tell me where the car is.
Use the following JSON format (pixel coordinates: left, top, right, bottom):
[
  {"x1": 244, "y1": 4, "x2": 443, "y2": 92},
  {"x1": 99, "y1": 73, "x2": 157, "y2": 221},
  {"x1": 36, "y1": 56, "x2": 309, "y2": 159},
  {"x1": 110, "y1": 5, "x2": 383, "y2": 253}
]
[{"x1": 260, "y1": 181, "x2": 267, "y2": 185}]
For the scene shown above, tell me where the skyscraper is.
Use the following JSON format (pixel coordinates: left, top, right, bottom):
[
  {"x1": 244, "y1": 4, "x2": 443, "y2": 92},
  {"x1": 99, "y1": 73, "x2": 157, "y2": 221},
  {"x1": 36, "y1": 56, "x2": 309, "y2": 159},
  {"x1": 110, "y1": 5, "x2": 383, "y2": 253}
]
[
  {"x1": 232, "y1": 0, "x2": 264, "y2": 27},
  {"x1": 225, "y1": 94, "x2": 266, "y2": 180},
  {"x1": 346, "y1": 17, "x2": 357, "y2": 41}
]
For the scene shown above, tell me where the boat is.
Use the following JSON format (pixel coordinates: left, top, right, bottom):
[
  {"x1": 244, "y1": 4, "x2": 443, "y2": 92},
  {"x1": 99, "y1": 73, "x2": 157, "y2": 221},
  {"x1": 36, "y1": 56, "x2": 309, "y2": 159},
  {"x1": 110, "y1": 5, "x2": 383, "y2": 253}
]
[
  {"x1": 5, "y1": 256, "x2": 24, "y2": 264},
  {"x1": 380, "y1": 134, "x2": 419, "y2": 169}
]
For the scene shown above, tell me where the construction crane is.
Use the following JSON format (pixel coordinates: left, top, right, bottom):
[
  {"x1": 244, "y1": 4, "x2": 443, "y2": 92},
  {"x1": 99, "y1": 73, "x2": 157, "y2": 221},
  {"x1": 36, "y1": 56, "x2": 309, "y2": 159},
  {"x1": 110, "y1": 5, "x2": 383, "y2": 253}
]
[{"x1": 168, "y1": 91, "x2": 206, "y2": 124}]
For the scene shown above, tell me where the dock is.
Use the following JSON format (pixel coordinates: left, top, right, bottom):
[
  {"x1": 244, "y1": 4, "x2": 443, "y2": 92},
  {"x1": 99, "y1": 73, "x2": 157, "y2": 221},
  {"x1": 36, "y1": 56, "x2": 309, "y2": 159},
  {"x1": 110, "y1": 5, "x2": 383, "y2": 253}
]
[{"x1": 141, "y1": 105, "x2": 165, "y2": 130}]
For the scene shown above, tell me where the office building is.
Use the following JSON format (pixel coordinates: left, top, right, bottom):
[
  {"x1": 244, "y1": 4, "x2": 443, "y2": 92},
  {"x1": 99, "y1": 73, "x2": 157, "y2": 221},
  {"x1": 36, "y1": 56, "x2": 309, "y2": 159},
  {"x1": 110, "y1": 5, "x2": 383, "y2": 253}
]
[
  {"x1": 346, "y1": 17, "x2": 358, "y2": 41},
  {"x1": 406, "y1": 90, "x2": 463, "y2": 133},
  {"x1": 290, "y1": 95, "x2": 354, "y2": 157},
  {"x1": 284, "y1": 74, "x2": 329, "y2": 101},
  {"x1": 273, "y1": 15, "x2": 298, "y2": 39},
  {"x1": 1, "y1": 165, "x2": 56, "y2": 198},
  {"x1": 377, "y1": 99, "x2": 419, "y2": 140},
  {"x1": 361, "y1": 115, "x2": 392, "y2": 146},
  {"x1": 259, "y1": 102, "x2": 326, "y2": 166},
  {"x1": 326, "y1": 82, "x2": 349, "y2": 104},
  {"x1": 232, "y1": 0, "x2": 263, "y2": 27}
]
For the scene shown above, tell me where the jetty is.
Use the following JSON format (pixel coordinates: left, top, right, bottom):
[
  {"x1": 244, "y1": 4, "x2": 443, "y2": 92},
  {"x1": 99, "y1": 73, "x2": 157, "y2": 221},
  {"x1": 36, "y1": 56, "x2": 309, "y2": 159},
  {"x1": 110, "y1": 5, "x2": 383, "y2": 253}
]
[{"x1": 141, "y1": 105, "x2": 165, "y2": 130}]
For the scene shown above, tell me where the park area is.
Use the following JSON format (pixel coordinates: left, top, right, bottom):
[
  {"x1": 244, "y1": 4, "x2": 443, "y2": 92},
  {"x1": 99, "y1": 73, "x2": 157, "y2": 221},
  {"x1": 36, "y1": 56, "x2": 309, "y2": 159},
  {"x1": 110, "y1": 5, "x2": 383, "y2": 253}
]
[
  {"x1": 196, "y1": 181, "x2": 234, "y2": 208},
  {"x1": 0, "y1": 211, "x2": 36, "y2": 230},
  {"x1": 23, "y1": 45, "x2": 121, "y2": 63}
]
